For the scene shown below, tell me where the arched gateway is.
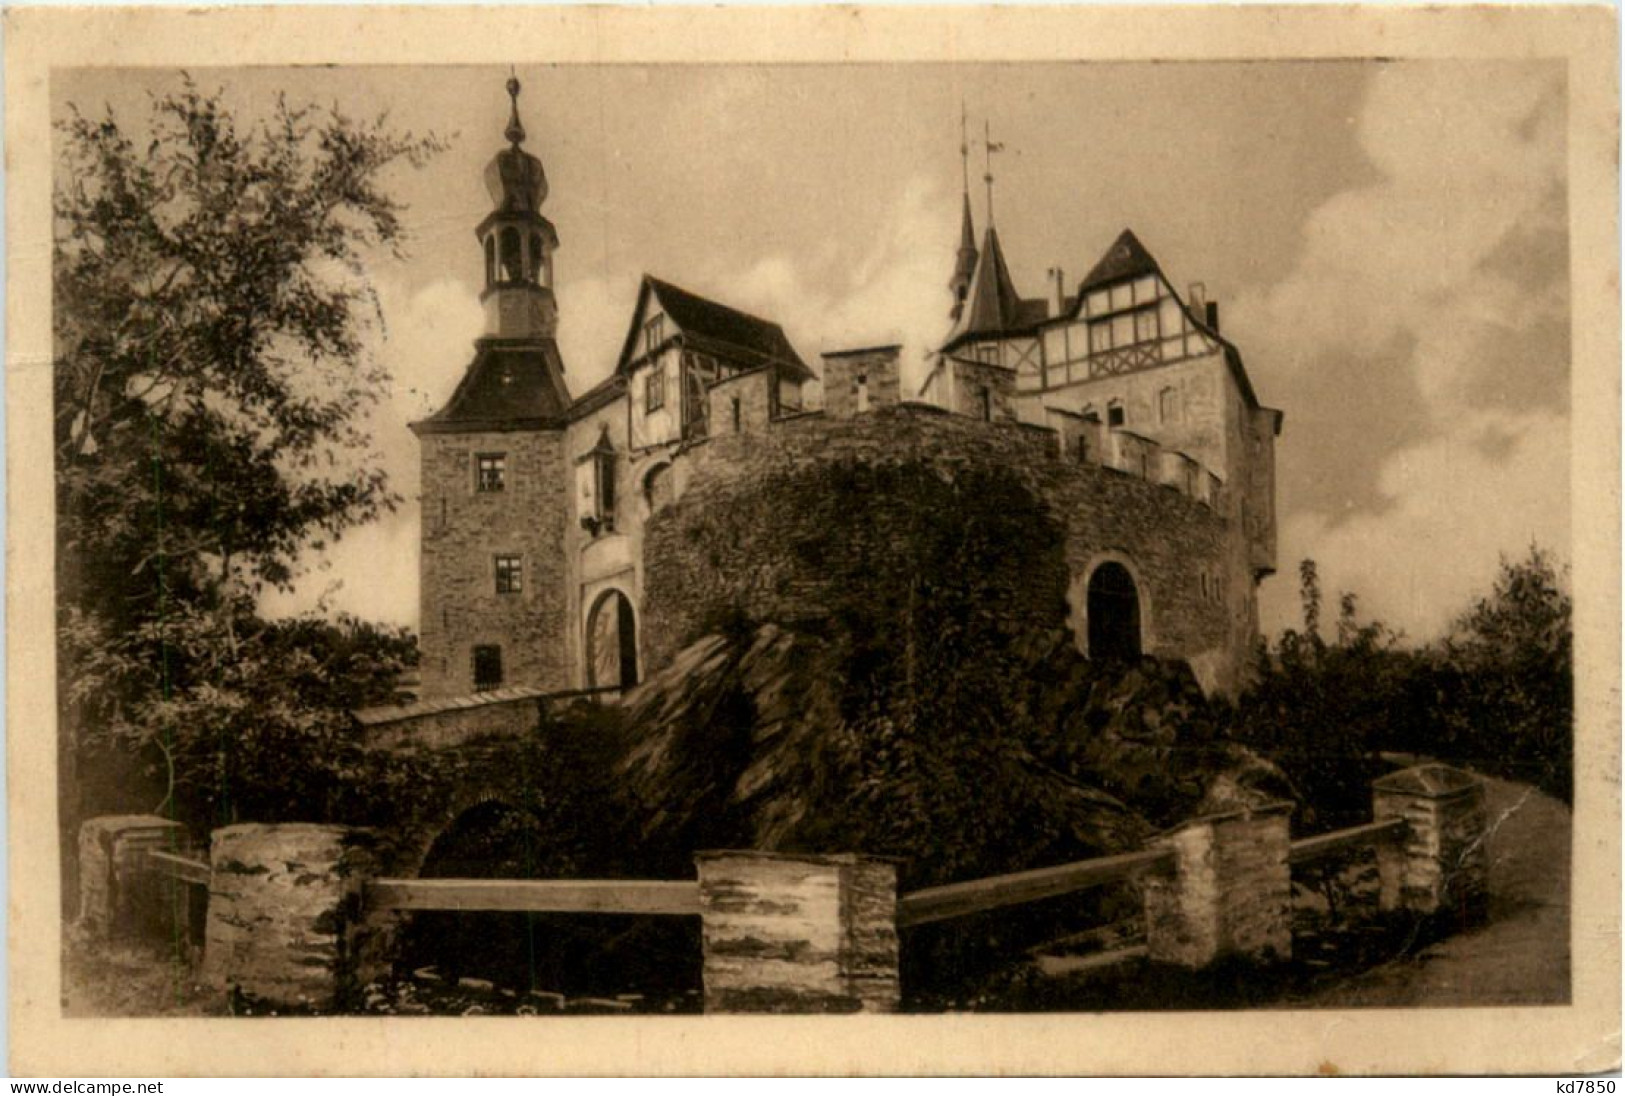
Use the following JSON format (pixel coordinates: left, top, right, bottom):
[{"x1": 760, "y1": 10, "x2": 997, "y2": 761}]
[
  {"x1": 1086, "y1": 561, "x2": 1142, "y2": 662},
  {"x1": 586, "y1": 589, "x2": 639, "y2": 690}
]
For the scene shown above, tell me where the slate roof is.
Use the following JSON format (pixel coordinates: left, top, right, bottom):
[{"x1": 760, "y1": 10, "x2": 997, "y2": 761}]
[
  {"x1": 939, "y1": 226, "x2": 1056, "y2": 354},
  {"x1": 1078, "y1": 228, "x2": 1160, "y2": 292},
  {"x1": 411, "y1": 338, "x2": 572, "y2": 434},
  {"x1": 615, "y1": 276, "x2": 813, "y2": 380}
]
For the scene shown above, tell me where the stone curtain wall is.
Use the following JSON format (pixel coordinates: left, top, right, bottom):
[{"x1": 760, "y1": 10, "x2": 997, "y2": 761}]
[
  {"x1": 641, "y1": 406, "x2": 1232, "y2": 683},
  {"x1": 418, "y1": 430, "x2": 570, "y2": 698}
]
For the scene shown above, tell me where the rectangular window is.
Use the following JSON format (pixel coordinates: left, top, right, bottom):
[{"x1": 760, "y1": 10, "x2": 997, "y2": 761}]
[
  {"x1": 1159, "y1": 387, "x2": 1179, "y2": 423},
  {"x1": 1108, "y1": 403, "x2": 1125, "y2": 427},
  {"x1": 643, "y1": 314, "x2": 665, "y2": 357},
  {"x1": 495, "y1": 554, "x2": 522, "y2": 594},
  {"x1": 975, "y1": 343, "x2": 1000, "y2": 366},
  {"x1": 645, "y1": 367, "x2": 665, "y2": 413},
  {"x1": 476, "y1": 453, "x2": 506, "y2": 493},
  {"x1": 472, "y1": 645, "x2": 503, "y2": 691},
  {"x1": 1134, "y1": 307, "x2": 1160, "y2": 344},
  {"x1": 979, "y1": 386, "x2": 994, "y2": 422}
]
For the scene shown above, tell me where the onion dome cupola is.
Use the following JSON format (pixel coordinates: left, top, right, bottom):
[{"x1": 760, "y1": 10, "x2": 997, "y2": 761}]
[{"x1": 476, "y1": 75, "x2": 561, "y2": 341}]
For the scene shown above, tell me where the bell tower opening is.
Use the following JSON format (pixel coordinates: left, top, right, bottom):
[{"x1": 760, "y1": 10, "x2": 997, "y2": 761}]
[{"x1": 475, "y1": 74, "x2": 561, "y2": 341}]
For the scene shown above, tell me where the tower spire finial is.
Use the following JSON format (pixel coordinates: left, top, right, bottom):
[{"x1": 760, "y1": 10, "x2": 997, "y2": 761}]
[
  {"x1": 983, "y1": 120, "x2": 1005, "y2": 228},
  {"x1": 504, "y1": 69, "x2": 526, "y2": 147},
  {"x1": 960, "y1": 101, "x2": 970, "y2": 198}
]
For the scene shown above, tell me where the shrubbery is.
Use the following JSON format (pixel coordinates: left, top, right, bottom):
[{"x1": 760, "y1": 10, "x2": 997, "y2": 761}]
[{"x1": 1237, "y1": 546, "x2": 1574, "y2": 813}]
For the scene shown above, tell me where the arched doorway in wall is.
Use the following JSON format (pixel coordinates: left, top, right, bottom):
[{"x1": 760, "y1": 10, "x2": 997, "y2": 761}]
[
  {"x1": 1087, "y1": 561, "x2": 1142, "y2": 662},
  {"x1": 586, "y1": 589, "x2": 639, "y2": 690}
]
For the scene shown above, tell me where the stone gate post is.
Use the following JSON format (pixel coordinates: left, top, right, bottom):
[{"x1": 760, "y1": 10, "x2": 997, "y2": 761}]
[
  {"x1": 202, "y1": 823, "x2": 376, "y2": 1011},
  {"x1": 77, "y1": 814, "x2": 191, "y2": 939},
  {"x1": 695, "y1": 850, "x2": 899, "y2": 1013},
  {"x1": 1142, "y1": 801, "x2": 1293, "y2": 968},
  {"x1": 1372, "y1": 763, "x2": 1489, "y2": 924}
]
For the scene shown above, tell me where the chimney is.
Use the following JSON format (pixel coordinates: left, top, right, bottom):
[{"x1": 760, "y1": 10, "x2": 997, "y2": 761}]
[
  {"x1": 1205, "y1": 301, "x2": 1220, "y2": 332},
  {"x1": 1187, "y1": 281, "x2": 1206, "y2": 318},
  {"x1": 1048, "y1": 267, "x2": 1067, "y2": 318}
]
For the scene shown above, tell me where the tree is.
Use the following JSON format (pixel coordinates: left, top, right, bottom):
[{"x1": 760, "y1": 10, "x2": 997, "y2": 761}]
[
  {"x1": 54, "y1": 77, "x2": 441, "y2": 831},
  {"x1": 1435, "y1": 545, "x2": 1573, "y2": 799}
]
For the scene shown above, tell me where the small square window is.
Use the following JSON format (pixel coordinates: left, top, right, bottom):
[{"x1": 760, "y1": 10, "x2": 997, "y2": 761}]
[
  {"x1": 646, "y1": 368, "x2": 665, "y2": 413},
  {"x1": 1108, "y1": 403, "x2": 1125, "y2": 427},
  {"x1": 495, "y1": 554, "x2": 522, "y2": 594},
  {"x1": 476, "y1": 453, "x2": 506, "y2": 493},
  {"x1": 472, "y1": 645, "x2": 503, "y2": 691}
]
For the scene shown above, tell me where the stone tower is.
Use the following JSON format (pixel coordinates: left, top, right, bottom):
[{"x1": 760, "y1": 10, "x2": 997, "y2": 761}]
[{"x1": 411, "y1": 77, "x2": 574, "y2": 700}]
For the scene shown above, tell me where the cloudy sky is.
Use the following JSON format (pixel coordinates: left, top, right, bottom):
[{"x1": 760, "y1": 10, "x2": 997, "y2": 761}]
[{"x1": 56, "y1": 60, "x2": 1570, "y2": 643}]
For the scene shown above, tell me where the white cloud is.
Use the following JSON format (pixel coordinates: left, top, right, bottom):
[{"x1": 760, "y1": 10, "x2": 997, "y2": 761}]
[
  {"x1": 1259, "y1": 406, "x2": 1570, "y2": 639},
  {"x1": 712, "y1": 173, "x2": 957, "y2": 394},
  {"x1": 1236, "y1": 63, "x2": 1570, "y2": 641},
  {"x1": 259, "y1": 273, "x2": 484, "y2": 629},
  {"x1": 556, "y1": 270, "x2": 642, "y2": 390}
]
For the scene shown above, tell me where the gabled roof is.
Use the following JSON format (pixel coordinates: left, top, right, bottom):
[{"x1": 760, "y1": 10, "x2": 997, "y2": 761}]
[
  {"x1": 1070, "y1": 228, "x2": 1265, "y2": 410},
  {"x1": 411, "y1": 338, "x2": 572, "y2": 435},
  {"x1": 1078, "y1": 228, "x2": 1160, "y2": 292},
  {"x1": 613, "y1": 275, "x2": 813, "y2": 380}
]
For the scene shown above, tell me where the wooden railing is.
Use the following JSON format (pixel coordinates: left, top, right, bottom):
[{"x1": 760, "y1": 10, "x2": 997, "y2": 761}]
[
  {"x1": 896, "y1": 847, "x2": 1173, "y2": 928},
  {"x1": 1288, "y1": 817, "x2": 1406, "y2": 865},
  {"x1": 145, "y1": 849, "x2": 210, "y2": 887},
  {"x1": 897, "y1": 814, "x2": 1409, "y2": 931},
  {"x1": 364, "y1": 878, "x2": 701, "y2": 916}
]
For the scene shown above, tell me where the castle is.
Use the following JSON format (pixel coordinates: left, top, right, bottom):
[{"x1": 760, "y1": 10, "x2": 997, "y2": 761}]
[{"x1": 409, "y1": 80, "x2": 1282, "y2": 704}]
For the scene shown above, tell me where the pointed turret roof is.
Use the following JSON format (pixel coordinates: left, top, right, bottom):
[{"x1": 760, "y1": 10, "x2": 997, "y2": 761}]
[
  {"x1": 940, "y1": 226, "x2": 1048, "y2": 352},
  {"x1": 962, "y1": 226, "x2": 1024, "y2": 335},
  {"x1": 948, "y1": 193, "x2": 979, "y2": 321}
]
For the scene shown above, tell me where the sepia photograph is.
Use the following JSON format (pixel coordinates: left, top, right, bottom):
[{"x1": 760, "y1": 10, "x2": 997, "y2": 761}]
[{"x1": 7, "y1": 4, "x2": 1619, "y2": 1077}]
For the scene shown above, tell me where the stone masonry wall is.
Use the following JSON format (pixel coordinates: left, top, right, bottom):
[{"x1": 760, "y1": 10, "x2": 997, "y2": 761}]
[
  {"x1": 203, "y1": 823, "x2": 377, "y2": 1010},
  {"x1": 822, "y1": 347, "x2": 902, "y2": 419},
  {"x1": 419, "y1": 428, "x2": 570, "y2": 698},
  {"x1": 642, "y1": 405, "x2": 1236, "y2": 688}
]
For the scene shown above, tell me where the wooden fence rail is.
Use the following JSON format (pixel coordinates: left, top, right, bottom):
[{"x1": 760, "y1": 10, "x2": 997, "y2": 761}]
[
  {"x1": 1288, "y1": 818, "x2": 1407, "y2": 866},
  {"x1": 364, "y1": 877, "x2": 703, "y2": 916},
  {"x1": 896, "y1": 847, "x2": 1175, "y2": 928},
  {"x1": 145, "y1": 850, "x2": 211, "y2": 887}
]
